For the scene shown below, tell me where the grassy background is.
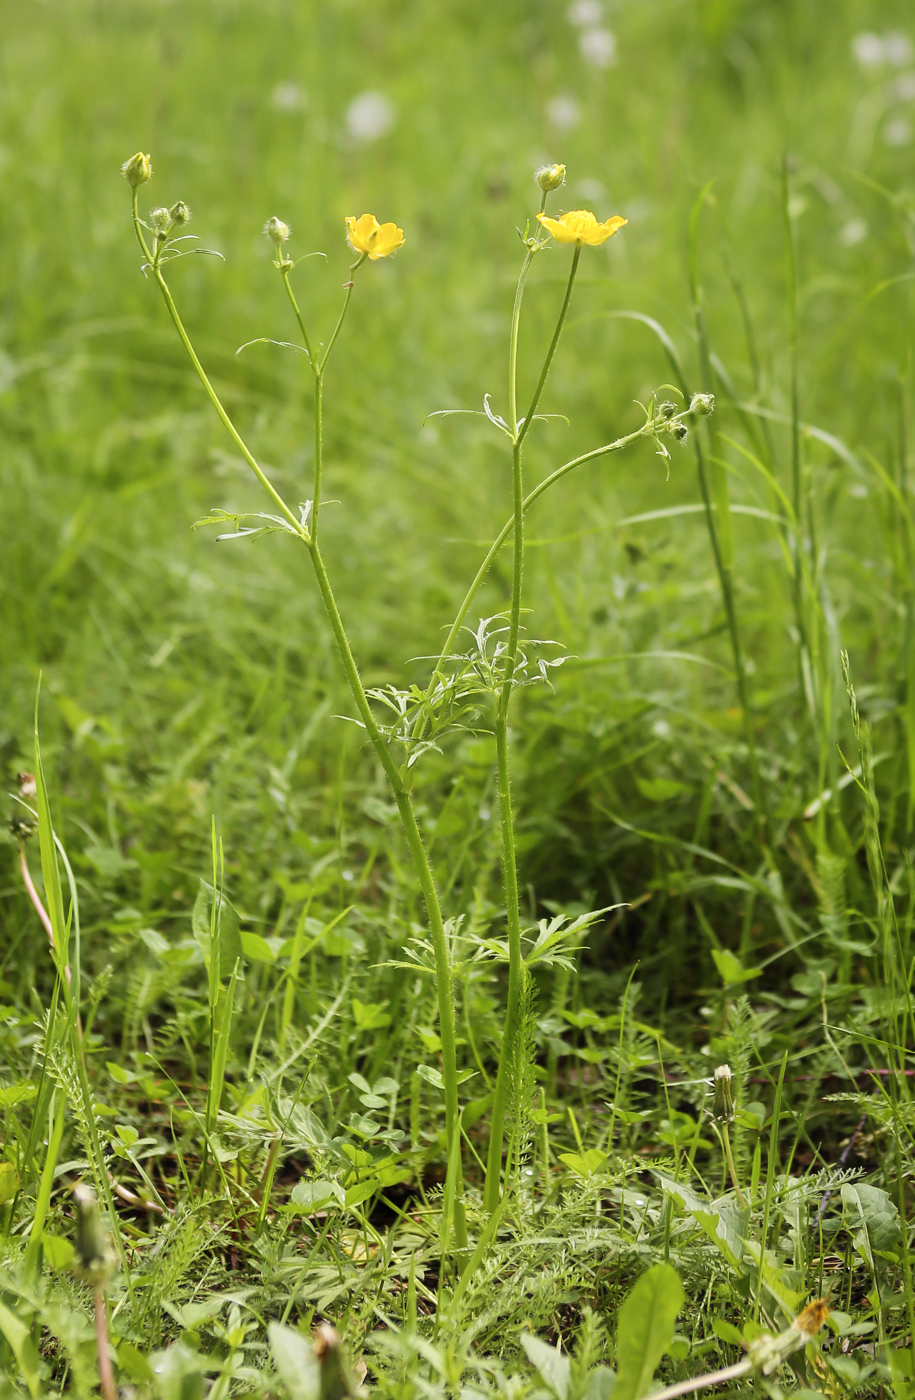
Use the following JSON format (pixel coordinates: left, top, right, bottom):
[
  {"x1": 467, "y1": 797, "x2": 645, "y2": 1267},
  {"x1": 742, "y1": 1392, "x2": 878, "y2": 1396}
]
[{"x1": 3, "y1": 0, "x2": 915, "y2": 1393}]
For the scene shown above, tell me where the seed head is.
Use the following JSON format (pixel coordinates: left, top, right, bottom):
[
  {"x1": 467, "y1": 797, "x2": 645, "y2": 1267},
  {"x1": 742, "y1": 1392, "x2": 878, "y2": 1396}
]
[
  {"x1": 18, "y1": 772, "x2": 37, "y2": 801},
  {"x1": 794, "y1": 1298, "x2": 830, "y2": 1340},
  {"x1": 690, "y1": 391, "x2": 716, "y2": 416},
  {"x1": 536, "y1": 163, "x2": 567, "y2": 193},
  {"x1": 169, "y1": 201, "x2": 191, "y2": 227},
  {"x1": 149, "y1": 207, "x2": 173, "y2": 236},
  {"x1": 264, "y1": 216, "x2": 291, "y2": 246},
  {"x1": 712, "y1": 1063, "x2": 735, "y2": 1121},
  {"x1": 121, "y1": 152, "x2": 151, "y2": 188}
]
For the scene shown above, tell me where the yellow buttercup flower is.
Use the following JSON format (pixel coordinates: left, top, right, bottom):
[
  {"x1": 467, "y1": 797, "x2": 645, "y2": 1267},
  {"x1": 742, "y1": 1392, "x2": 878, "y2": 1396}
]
[
  {"x1": 536, "y1": 209, "x2": 627, "y2": 246},
  {"x1": 344, "y1": 213, "x2": 405, "y2": 260}
]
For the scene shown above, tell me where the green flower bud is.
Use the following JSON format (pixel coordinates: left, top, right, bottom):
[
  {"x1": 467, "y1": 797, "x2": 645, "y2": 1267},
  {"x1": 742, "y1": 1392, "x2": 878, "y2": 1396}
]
[
  {"x1": 169, "y1": 201, "x2": 191, "y2": 227},
  {"x1": 149, "y1": 207, "x2": 172, "y2": 236},
  {"x1": 536, "y1": 163, "x2": 567, "y2": 193},
  {"x1": 121, "y1": 152, "x2": 151, "y2": 188},
  {"x1": 659, "y1": 400, "x2": 677, "y2": 420},
  {"x1": 671, "y1": 421, "x2": 689, "y2": 444},
  {"x1": 72, "y1": 1185, "x2": 114, "y2": 1287},
  {"x1": 264, "y1": 216, "x2": 291, "y2": 245},
  {"x1": 712, "y1": 1063, "x2": 735, "y2": 1122},
  {"x1": 690, "y1": 391, "x2": 716, "y2": 416}
]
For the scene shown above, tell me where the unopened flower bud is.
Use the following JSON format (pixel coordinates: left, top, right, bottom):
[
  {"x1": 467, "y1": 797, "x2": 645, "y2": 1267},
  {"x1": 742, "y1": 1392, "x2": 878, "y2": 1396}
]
[
  {"x1": 121, "y1": 152, "x2": 151, "y2": 188},
  {"x1": 712, "y1": 1063, "x2": 735, "y2": 1122},
  {"x1": 264, "y1": 216, "x2": 291, "y2": 245},
  {"x1": 659, "y1": 400, "x2": 677, "y2": 420},
  {"x1": 690, "y1": 391, "x2": 716, "y2": 416},
  {"x1": 72, "y1": 1185, "x2": 114, "y2": 1286},
  {"x1": 18, "y1": 772, "x2": 37, "y2": 801},
  {"x1": 169, "y1": 201, "x2": 191, "y2": 227},
  {"x1": 149, "y1": 207, "x2": 172, "y2": 236},
  {"x1": 671, "y1": 422, "x2": 689, "y2": 444},
  {"x1": 536, "y1": 163, "x2": 567, "y2": 193},
  {"x1": 314, "y1": 1323, "x2": 361, "y2": 1400}
]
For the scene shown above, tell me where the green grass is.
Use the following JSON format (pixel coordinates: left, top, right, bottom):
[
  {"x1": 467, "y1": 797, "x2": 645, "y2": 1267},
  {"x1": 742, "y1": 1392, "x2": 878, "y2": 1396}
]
[{"x1": 4, "y1": 0, "x2": 915, "y2": 1394}]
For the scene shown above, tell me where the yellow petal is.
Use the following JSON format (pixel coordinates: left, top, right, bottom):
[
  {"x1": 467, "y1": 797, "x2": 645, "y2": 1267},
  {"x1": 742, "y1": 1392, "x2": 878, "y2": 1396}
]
[
  {"x1": 345, "y1": 213, "x2": 404, "y2": 258},
  {"x1": 537, "y1": 209, "x2": 627, "y2": 247},
  {"x1": 537, "y1": 212, "x2": 579, "y2": 244},
  {"x1": 367, "y1": 220, "x2": 405, "y2": 259}
]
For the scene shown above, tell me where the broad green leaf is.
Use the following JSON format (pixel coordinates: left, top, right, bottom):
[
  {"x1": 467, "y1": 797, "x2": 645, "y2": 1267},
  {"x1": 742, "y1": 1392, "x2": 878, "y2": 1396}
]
[
  {"x1": 344, "y1": 1178, "x2": 379, "y2": 1209},
  {"x1": 614, "y1": 1263, "x2": 684, "y2": 1400},
  {"x1": 0, "y1": 1297, "x2": 41, "y2": 1398},
  {"x1": 712, "y1": 1318, "x2": 744, "y2": 1346},
  {"x1": 521, "y1": 1333, "x2": 571, "y2": 1400},
  {"x1": 240, "y1": 929, "x2": 275, "y2": 962},
  {"x1": 0, "y1": 1162, "x2": 20, "y2": 1203},
  {"x1": 289, "y1": 1178, "x2": 341, "y2": 1212},
  {"x1": 0, "y1": 1083, "x2": 37, "y2": 1109},
  {"x1": 42, "y1": 1234, "x2": 75, "y2": 1269},
  {"x1": 351, "y1": 997, "x2": 391, "y2": 1030},
  {"x1": 269, "y1": 1323, "x2": 321, "y2": 1400},
  {"x1": 192, "y1": 880, "x2": 242, "y2": 979},
  {"x1": 635, "y1": 775, "x2": 688, "y2": 802},
  {"x1": 416, "y1": 1064, "x2": 444, "y2": 1090},
  {"x1": 559, "y1": 1148, "x2": 608, "y2": 1178},
  {"x1": 842, "y1": 1182, "x2": 901, "y2": 1263},
  {"x1": 348, "y1": 1113, "x2": 381, "y2": 1138},
  {"x1": 711, "y1": 948, "x2": 762, "y2": 985},
  {"x1": 117, "y1": 1342, "x2": 155, "y2": 1382}
]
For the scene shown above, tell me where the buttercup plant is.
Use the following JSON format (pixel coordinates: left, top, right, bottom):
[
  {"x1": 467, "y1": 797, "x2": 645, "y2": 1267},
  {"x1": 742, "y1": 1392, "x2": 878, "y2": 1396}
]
[{"x1": 122, "y1": 152, "x2": 709, "y2": 1252}]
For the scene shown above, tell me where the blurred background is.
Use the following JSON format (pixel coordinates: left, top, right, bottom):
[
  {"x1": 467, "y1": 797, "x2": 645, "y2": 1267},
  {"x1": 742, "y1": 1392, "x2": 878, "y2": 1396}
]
[{"x1": 2, "y1": 0, "x2": 914, "y2": 995}]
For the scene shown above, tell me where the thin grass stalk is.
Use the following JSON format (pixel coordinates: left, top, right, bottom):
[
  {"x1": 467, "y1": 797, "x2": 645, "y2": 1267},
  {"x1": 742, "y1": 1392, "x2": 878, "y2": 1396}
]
[{"x1": 687, "y1": 189, "x2": 768, "y2": 843}]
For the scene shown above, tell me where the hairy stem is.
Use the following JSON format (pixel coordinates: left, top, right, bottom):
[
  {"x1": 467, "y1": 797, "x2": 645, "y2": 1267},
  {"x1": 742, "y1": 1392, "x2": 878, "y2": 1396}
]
[
  {"x1": 148, "y1": 256, "x2": 466, "y2": 1251},
  {"x1": 483, "y1": 245, "x2": 581, "y2": 1213},
  {"x1": 308, "y1": 542, "x2": 466, "y2": 1248}
]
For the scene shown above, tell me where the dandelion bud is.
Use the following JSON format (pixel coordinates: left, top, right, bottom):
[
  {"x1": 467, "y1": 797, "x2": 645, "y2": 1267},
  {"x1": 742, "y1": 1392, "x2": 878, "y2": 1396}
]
[
  {"x1": 313, "y1": 1323, "x2": 361, "y2": 1400},
  {"x1": 712, "y1": 1063, "x2": 735, "y2": 1122},
  {"x1": 121, "y1": 152, "x2": 151, "y2": 188},
  {"x1": 149, "y1": 207, "x2": 173, "y2": 236},
  {"x1": 659, "y1": 401, "x2": 677, "y2": 420},
  {"x1": 536, "y1": 163, "x2": 567, "y2": 193},
  {"x1": 169, "y1": 201, "x2": 191, "y2": 227},
  {"x1": 671, "y1": 422, "x2": 689, "y2": 444},
  {"x1": 264, "y1": 216, "x2": 291, "y2": 245},
  {"x1": 690, "y1": 391, "x2": 716, "y2": 416},
  {"x1": 72, "y1": 1185, "x2": 114, "y2": 1286}
]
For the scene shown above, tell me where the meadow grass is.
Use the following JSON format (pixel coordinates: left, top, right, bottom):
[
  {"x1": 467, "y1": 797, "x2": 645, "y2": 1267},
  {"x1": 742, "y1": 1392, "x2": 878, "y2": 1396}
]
[{"x1": 3, "y1": 0, "x2": 915, "y2": 1395}]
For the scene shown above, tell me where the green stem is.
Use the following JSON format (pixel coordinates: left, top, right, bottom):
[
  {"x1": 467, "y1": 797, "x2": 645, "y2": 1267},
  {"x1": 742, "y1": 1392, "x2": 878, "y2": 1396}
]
[
  {"x1": 437, "y1": 415, "x2": 676, "y2": 668},
  {"x1": 308, "y1": 542, "x2": 467, "y2": 1250},
  {"x1": 148, "y1": 255, "x2": 466, "y2": 1252},
  {"x1": 321, "y1": 274, "x2": 359, "y2": 373},
  {"x1": 152, "y1": 267, "x2": 307, "y2": 539},
  {"x1": 280, "y1": 266, "x2": 316, "y2": 366},
  {"x1": 516, "y1": 245, "x2": 580, "y2": 449},
  {"x1": 721, "y1": 1122, "x2": 746, "y2": 1206},
  {"x1": 483, "y1": 244, "x2": 581, "y2": 1214}
]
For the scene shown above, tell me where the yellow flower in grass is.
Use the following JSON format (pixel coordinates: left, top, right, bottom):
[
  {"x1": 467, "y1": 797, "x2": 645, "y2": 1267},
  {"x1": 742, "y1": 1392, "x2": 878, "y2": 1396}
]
[
  {"x1": 344, "y1": 213, "x2": 405, "y2": 259},
  {"x1": 536, "y1": 209, "x2": 627, "y2": 246}
]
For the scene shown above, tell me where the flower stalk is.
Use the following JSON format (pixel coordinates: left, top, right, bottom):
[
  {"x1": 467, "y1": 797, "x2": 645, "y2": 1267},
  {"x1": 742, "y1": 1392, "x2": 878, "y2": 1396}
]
[{"x1": 130, "y1": 178, "x2": 467, "y2": 1251}]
